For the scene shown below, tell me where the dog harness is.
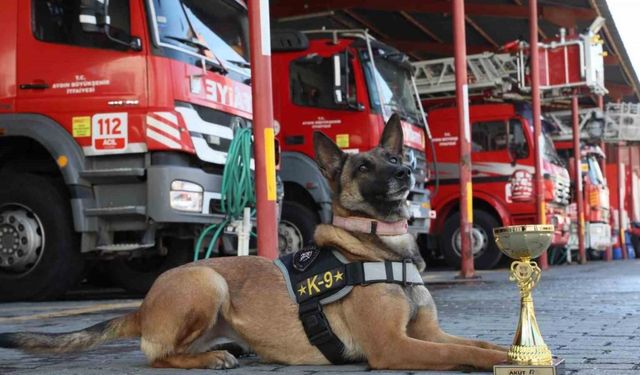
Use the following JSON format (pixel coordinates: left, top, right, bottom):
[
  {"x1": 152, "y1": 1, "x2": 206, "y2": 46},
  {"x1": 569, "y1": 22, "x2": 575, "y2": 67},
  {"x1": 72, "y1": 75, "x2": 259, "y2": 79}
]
[{"x1": 274, "y1": 244, "x2": 424, "y2": 364}]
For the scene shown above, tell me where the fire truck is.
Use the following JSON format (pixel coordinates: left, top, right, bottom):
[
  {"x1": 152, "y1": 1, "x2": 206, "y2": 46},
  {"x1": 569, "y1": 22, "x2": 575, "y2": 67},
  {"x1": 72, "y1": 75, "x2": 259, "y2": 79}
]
[
  {"x1": 547, "y1": 109, "x2": 611, "y2": 259},
  {"x1": 601, "y1": 103, "x2": 640, "y2": 256},
  {"x1": 413, "y1": 20, "x2": 606, "y2": 269},
  {"x1": 0, "y1": 0, "x2": 261, "y2": 300},
  {"x1": 270, "y1": 29, "x2": 433, "y2": 253}
]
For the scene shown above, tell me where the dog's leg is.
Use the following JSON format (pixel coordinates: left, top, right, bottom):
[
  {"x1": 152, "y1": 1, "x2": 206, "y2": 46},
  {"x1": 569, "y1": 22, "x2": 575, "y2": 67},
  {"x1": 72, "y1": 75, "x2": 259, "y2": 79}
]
[
  {"x1": 138, "y1": 266, "x2": 234, "y2": 368},
  {"x1": 407, "y1": 307, "x2": 509, "y2": 352},
  {"x1": 342, "y1": 285, "x2": 507, "y2": 371},
  {"x1": 151, "y1": 350, "x2": 239, "y2": 369}
]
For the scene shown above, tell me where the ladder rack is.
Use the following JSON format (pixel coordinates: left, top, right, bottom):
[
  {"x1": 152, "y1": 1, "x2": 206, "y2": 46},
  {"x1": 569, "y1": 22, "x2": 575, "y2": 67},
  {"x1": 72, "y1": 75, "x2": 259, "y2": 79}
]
[
  {"x1": 546, "y1": 103, "x2": 640, "y2": 143},
  {"x1": 413, "y1": 52, "x2": 517, "y2": 98},
  {"x1": 604, "y1": 103, "x2": 640, "y2": 142}
]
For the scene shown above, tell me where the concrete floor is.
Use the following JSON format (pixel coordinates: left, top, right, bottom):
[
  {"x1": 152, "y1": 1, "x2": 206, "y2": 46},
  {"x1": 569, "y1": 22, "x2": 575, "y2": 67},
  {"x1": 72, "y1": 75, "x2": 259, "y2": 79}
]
[{"x1": 1, "y1": 259, "x2": 639, "y2": 375}]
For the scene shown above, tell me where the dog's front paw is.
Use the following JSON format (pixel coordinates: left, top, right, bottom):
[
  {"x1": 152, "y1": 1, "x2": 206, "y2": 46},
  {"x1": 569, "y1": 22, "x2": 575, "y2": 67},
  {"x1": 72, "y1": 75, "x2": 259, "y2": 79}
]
[{"x1": 207, "y1": 350, "x2": 240, "y2": 369}]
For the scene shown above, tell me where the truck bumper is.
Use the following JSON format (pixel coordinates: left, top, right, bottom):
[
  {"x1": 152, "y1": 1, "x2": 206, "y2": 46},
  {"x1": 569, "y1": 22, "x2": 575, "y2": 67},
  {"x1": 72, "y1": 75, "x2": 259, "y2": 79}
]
[
  {"x1": 408, "y1": 200, "x2": 432, "y2": 234},
  {"x1": 146, "y1": 164, "x2": 283, "y2": 225},
  {"x1": 146, "y1": 165, "x2": 226, "y2": 224},
  {"x1": 586, "y1": 223, "x2": 611, "y2": 251}
]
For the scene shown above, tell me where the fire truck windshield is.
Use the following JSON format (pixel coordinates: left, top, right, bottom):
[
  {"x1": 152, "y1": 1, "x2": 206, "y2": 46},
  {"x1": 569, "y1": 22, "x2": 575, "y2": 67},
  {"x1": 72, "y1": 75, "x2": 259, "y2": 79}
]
[
  {"x1": 362, "y1": 50, "x2": 423, "y2": 126},
  {"x1": 542, "y1": 132, "x2": 564, "y2": 167},
  {"x1": 150, "y1": 0, "x2": 249, "y2": 75},
  {"x1": 587, "y1": 156, "x2": 605, "y2": 185}
]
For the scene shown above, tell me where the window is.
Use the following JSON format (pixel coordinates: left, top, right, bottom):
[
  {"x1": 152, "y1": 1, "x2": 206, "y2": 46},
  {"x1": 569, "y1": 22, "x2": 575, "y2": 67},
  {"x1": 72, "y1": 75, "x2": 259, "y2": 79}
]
[
  {"x1": 32, "y1": 0, "x2": 130, "y2": 50},
  {"x1": 289, "y1": 53, "x2": 356, "y2": 110},
  {"x1": 471, "y1": 119, "x2": 528, "y2": 157}
]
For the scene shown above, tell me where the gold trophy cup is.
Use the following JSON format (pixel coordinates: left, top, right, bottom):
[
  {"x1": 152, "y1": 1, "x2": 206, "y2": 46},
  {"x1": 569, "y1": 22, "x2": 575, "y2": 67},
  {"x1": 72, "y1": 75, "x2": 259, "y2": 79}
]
[{"x1": 493, "y1": 225, "x2": 564, "y2": 375}]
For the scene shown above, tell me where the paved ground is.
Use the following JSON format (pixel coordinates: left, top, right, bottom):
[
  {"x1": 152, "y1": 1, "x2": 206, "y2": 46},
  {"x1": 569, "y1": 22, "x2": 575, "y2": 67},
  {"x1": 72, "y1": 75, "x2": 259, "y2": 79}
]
[{"x1": 1, "y1": 259, "x2": 639, "y2": 375}]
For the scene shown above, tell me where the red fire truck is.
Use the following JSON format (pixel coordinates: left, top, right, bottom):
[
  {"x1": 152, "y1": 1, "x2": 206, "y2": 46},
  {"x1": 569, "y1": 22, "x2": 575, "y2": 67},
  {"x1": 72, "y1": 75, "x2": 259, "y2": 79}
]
[
  {"x1": 413, "y1": 21, "x2": 606, "y2": 269},
  {"x1": 423, "y1": 103, "x2": 571, "y2": 268},
  {"x1": 602, "y1": 103, "x2": 640, "y2": 256},
  {"x1": 555, "y1": 143, "x2": 611, "y2": 257},
  {"x1": 270, "y1": 29, "x2": 432, "y2": 253},
  {"x1": 0, "y1": 0, "x2": 260, "y2": 300}
]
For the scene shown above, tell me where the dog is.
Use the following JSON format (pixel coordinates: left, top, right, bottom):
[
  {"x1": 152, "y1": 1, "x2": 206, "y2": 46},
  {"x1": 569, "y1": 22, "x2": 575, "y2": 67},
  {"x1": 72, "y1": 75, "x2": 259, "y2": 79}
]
[{"x1": 0, "y1": 114, "x2": 508, "y2": 371}]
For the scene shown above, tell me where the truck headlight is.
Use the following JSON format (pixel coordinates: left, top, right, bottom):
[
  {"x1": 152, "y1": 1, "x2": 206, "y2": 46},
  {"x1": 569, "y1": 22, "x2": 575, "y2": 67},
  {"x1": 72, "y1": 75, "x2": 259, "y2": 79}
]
[{"x1": 170, "y1": 180, "x2": 203, "y2": 212}]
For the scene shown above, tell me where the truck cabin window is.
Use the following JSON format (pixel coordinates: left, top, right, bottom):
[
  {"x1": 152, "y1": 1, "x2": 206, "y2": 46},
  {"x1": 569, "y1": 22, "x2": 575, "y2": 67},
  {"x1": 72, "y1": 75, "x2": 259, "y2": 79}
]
[
  {"x1": 32, "y1": 0, "x2": 131, "y2": 50},
  {"x1": 471, "y1": 119, "x2": 528, "y2": 157},
  {"x1": 290, "y1": 53, "x2": 356, "y2": 110}
]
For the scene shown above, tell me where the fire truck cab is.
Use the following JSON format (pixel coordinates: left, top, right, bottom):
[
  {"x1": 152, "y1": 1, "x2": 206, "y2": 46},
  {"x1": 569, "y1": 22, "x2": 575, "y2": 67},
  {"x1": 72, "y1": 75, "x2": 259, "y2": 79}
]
[
  {"x1": 425, "y1": 102, "x2": 571, "y2": 269},
  {"x1": 0, "y1": 0, "x2": 258, "y2": 300},
  {"x1": 271, "y1": 30, "x2": 432, "y2": 253}
]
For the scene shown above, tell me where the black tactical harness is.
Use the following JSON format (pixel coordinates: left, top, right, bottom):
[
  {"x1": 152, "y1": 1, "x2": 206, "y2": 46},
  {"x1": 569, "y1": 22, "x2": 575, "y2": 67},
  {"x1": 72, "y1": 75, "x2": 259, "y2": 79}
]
[{"x1": 274, "y1": 245, "x2": 424, "y2": 364}]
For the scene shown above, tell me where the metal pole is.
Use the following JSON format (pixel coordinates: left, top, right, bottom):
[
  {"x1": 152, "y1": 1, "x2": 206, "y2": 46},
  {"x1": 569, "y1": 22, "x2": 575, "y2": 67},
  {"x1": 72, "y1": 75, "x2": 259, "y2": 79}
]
[
  {"x1": 572, "y1": 93, "x2": 586, "y2": 264},
  {"x1": 598, "y1": 95, "x2": 612, "y2": 261},
  {"x1": 619, "y1": 143, "x2": 628, "y2": 259},
  {"x1": 249, "y1": 0, "x2": 278, "y2": 260},
  {"x1": 453, "y1": 0, "x2": 475, "y2": 278},
  {"x1": 529, "y1": 0, "x2": 549, "y2": 269}
]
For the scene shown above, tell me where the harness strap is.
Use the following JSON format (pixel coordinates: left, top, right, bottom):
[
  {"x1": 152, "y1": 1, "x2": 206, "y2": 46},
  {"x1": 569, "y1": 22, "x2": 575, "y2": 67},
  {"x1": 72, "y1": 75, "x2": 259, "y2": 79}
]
[{"x1": 298, "y1": 301, "x2": 348, "y2": 364}]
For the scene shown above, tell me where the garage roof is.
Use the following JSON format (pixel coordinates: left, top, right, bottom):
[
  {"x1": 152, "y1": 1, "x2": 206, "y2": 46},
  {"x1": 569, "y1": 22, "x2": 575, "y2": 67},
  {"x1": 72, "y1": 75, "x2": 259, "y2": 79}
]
[{"x1": 271, "y1": 0, "x2": 639, "y2": 104}]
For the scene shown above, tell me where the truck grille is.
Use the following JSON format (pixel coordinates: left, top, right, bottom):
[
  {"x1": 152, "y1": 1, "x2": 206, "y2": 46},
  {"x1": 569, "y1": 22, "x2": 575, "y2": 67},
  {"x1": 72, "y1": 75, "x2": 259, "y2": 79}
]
[
  {"x1": 551, "y1": 175, "x2": 571, "y2": 205},
  {"x1": 176, "y1": 101, "x2": 250, "y2": 166}
]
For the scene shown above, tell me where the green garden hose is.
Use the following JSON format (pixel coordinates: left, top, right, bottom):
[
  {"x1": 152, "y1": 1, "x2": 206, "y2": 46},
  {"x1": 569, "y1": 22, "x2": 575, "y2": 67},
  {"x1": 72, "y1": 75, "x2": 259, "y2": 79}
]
[{"x1": 193, "y1": 127, "x2": 255, "y2": 261}]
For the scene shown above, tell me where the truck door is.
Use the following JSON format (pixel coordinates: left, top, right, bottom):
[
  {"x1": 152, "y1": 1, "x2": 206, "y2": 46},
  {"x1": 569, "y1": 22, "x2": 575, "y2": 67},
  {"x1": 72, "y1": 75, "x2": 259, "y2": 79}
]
[{"x1": 16, "y1": 0, "x2": 148, "y2": 155}]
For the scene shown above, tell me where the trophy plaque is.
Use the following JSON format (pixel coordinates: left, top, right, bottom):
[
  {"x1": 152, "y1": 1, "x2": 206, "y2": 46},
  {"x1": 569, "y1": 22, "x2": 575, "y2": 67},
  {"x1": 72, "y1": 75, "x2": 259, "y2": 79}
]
[{"x1": 493, "y1": 225, "x2": 565, "y2": 375}]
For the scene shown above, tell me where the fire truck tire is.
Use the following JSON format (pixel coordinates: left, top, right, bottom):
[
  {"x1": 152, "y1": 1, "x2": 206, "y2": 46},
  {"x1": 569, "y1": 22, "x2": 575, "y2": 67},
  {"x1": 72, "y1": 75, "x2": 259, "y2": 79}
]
[
  {"x1": 440, "y1": 210, "x2": 503, "y2": 270},
  {"x1": 278, "y1": 201, "x2": 319, "y2": 255},
  {"x1": 105, "y1": 239, "x2": 192, "y2": 295},
  {"x1": 0, "y1": 173, "x2": 84, "y2": 301}
]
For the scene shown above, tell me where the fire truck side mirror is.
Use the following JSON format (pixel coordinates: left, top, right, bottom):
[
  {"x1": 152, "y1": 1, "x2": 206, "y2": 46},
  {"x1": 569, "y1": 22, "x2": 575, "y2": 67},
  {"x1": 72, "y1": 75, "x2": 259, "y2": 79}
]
[
  {"x1": 333, "y1": 54, "x2": 345, "y2": 104},
  {"x1": 79, "y1": 0, "x2": 107, "y2": 33},
  {"x1": 78, "y1": 0, "x2": 142, "y2": 51}
]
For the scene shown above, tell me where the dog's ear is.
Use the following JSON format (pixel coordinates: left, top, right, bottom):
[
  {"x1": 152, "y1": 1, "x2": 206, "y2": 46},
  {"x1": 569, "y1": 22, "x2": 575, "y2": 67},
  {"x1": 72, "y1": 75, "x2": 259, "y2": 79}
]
[
  {"x1": 313, "y1": 131, "x2": 345, "y2": 182},
  {"x1": 380, "y1": 113, "x2": 404, "y2": 155}
]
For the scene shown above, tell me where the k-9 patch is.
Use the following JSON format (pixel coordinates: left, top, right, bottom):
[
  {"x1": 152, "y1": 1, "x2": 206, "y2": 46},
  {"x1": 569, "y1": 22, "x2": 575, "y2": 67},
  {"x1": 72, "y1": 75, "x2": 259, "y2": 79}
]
[{"x1": 275, "y1": 245, "x2": 353, "y2": 305}]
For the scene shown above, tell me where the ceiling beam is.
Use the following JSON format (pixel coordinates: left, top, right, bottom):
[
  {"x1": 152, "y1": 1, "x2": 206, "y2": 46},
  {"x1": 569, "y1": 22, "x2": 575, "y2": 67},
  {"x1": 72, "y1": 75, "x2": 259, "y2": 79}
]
[
  {"x1": 606, "y1": 83, "x2": 636, "y2": 101},
  {"x1": 342, "y1": 9, "x2": 392, "y2": 40},
  {"x1": 399, "y1": 11, "x2": 443, "y2": 43},
  {"x1": 604, "y1": 54, "x2": 620, "y2": 66},
  {"x1": 465, "y1": 16, "x2": 499, "y2": 48},
  {"x1": 272, "y1": 1, "x2": 597, "y2": 28},
  {"x1": 342, "y1": 10, "x2": 422, "y2": 60}
]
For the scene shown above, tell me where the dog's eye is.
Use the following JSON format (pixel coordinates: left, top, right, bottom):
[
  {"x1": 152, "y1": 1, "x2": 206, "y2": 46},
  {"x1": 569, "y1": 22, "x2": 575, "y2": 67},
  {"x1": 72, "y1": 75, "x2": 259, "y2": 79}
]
[
  {"x1": 389, "y1": 156, "x2": 398, "y2": 164},
  {"x1": 358, "y1": 164, "x2": 368, "y2": 173}
]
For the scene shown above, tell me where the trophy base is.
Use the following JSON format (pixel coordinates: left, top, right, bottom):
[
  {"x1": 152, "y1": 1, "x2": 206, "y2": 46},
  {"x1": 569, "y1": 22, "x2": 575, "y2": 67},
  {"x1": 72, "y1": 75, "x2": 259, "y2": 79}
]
[{"x1": 494, "y1": 357, "x2": 565, "y2": 375}]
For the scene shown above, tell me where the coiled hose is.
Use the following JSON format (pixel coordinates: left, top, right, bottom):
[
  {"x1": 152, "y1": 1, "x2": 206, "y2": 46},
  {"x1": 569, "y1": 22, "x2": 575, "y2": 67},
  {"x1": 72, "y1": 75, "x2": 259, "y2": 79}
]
[{"x1": 193, "y1": 127, "x2": 255, "y2": 261}]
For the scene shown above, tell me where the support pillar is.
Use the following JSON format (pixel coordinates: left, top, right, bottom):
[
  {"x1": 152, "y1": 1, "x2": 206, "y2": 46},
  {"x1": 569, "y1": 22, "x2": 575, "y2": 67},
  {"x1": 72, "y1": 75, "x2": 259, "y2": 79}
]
[
  {"x1": 453, "y1": 0, "x2": 475, "y2": 278},
  {"x1": 598, "y1": 95, "x2": 612, "y2": 261},
  {"x1": 572, "y1": 94, "x2": 586, "y2": 264},
  {"x1": 249, "y1": 0, "x2": 278, "y2": 259},
  {"x1": 529, "y1": 0, "x2": 549, "y2": 269}
]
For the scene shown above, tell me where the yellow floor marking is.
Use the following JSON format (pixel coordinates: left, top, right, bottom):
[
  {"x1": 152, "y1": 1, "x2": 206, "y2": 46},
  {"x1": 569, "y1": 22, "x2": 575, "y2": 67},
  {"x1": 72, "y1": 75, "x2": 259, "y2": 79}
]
[{"x1": 0, "y1": 301, "x2": 141, "y2": 323}]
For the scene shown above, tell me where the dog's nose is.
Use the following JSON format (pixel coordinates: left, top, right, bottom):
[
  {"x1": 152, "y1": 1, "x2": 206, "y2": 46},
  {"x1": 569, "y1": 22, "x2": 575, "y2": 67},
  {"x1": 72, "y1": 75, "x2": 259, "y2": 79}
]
[{"x1": 395, "y1": 166, "x2": 412, "y2": 180}]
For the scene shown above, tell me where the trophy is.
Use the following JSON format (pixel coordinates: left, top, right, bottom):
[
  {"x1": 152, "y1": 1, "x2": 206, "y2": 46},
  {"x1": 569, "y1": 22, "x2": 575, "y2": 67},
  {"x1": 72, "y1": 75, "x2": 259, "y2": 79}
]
[{"x1": 493, "y1": 225, "x2": 565, "y2": 375}]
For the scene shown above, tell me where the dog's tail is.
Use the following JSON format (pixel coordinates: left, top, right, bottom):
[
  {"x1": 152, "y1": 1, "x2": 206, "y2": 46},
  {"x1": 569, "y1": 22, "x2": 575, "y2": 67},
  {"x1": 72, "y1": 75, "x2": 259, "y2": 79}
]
[{"x1": 0, "y1": 311, "x2": 140, "y2": 353}]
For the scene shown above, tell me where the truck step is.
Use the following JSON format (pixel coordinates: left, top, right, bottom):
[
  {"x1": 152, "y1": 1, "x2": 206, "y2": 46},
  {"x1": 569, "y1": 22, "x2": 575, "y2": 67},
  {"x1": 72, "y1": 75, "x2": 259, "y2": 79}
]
[
  {"x1": 80, "y1": 168, "x2": 145, "y2": 183},
  {"x1": 84, "y1": 206, "x2": 146, "y2": 217},
  {"x1": 95, "y1": 243, "x2": 155, "y2": 252}
]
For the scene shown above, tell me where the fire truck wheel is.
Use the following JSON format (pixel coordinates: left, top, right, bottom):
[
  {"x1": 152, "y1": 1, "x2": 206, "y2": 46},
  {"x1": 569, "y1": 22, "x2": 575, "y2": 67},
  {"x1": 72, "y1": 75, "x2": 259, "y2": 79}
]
[
  {"x1": 278, "y1": 201, "x2": 319, "y2": 255},
  {"x1": 105, "y1": 239, "x2": 192, "y2": 295},
  {"x1": 440, "y1": 210, "x2": 504, "y2": 270},
  {"x1": 0, "y1": 173, "x2": 84, "y2": 301}
]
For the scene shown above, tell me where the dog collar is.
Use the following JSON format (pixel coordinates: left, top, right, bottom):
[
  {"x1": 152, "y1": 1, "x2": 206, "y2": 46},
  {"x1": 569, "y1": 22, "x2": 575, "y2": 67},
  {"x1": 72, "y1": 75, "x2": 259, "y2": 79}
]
[{"x1": 332, "y1": 215, "x2": 408, "y2": 236}]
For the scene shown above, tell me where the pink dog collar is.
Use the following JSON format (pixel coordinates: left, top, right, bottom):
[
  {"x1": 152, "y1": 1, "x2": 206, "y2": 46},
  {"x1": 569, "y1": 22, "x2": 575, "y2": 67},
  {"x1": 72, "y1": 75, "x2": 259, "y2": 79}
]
[{"x1": 332, "y1": 215, "x2": 408, "y2": 236}]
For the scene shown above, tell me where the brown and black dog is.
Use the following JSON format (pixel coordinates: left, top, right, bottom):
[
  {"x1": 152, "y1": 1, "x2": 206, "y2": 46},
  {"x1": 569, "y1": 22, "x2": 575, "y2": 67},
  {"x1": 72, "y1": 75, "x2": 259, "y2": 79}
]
[{"x1": 0, "y1": 114, "x2": 507, "y2": 371}]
